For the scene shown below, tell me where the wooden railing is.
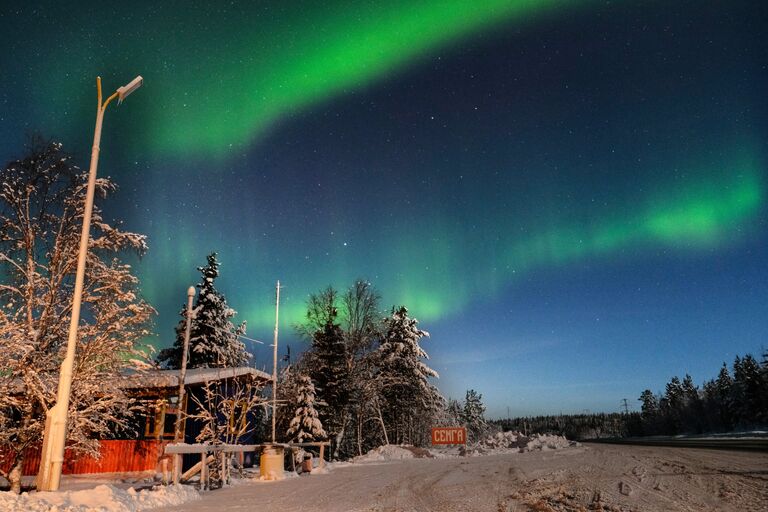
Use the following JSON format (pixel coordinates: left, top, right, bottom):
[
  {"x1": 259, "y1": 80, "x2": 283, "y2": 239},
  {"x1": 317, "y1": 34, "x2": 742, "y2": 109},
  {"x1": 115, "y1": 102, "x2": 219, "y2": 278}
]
[{"x1": 164, "y1": 441, "x2": 330, "y2": 489}]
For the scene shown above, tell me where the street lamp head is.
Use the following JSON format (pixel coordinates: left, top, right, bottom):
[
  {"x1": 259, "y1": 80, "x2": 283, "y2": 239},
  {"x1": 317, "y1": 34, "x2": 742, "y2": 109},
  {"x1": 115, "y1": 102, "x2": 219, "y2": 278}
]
[{"x1": 117, "y1": 76, "x2": 143, "y2": 104}]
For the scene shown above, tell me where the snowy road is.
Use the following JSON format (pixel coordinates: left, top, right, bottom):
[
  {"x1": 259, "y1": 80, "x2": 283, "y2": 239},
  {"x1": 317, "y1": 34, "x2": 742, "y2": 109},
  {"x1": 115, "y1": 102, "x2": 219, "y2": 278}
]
[{"x1": 153, "y1": 444, "x2": 767, "y2": 511}]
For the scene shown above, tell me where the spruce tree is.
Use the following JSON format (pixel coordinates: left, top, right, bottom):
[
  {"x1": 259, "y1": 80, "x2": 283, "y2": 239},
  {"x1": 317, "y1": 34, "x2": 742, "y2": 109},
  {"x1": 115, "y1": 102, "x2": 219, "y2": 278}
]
[
  {"x1": 287, "y1": 375, "x2": 327, "y2": 442},
  {"x1": 714, "y1": 363, "x2": 734, "y2": 430},
  {"x1": 462, "y1": 389, "x2": 487, "y2": 442},
  {"x1": 306, "y1": 307, "x2": 351, "y2": 450},
  {"x1": 377, "y1": 306, "x2": 441, "y2": 445},
  {"x1": 732, "y1": 354, "x2": 761, "y2": 427},
  {"x1": 681, "y1": 374, "x2": 704, "y2": 433},
  {"x1": 157, "y1": 252, "x2": 249, "y2": 369}
]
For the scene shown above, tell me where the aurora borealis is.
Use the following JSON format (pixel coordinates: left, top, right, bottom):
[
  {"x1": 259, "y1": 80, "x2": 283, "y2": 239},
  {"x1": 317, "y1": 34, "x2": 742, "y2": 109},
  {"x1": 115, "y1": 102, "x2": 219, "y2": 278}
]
[{"x1": 1, "y1": 0, "x2": 766, "y2": 415}]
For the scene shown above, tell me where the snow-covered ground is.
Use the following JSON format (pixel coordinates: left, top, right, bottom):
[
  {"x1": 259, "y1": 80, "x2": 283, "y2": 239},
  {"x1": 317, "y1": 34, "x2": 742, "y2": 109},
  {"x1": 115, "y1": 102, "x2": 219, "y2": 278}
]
[
  {"x1": 150, "y1": 443, "x2": 766, "y2": 512},
  {"x1": 0, "y1": 483, "x2": 198, "y2": 512},
  {"x1": 4, "y1": 437, "x2": 766, "y2": 511}
]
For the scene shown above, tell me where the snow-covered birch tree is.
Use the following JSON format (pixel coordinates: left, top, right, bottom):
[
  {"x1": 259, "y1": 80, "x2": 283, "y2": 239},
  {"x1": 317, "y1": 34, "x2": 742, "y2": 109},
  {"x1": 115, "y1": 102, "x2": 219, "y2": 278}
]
[
  {"x1": 186, "y1": 377, "x2": 265, "y2": 488},
  {"x1": 157, "y1": 252, "x2": 249, "y2": 369},
  {"x1": 0, "y1": 139, "x2": 155, "y2": 493}
]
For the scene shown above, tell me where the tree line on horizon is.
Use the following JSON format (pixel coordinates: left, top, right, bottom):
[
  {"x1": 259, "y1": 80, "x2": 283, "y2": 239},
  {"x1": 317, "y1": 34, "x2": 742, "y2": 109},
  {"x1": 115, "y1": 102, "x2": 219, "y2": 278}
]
[{"x1": 491, "y1": 351, "x2": 768, "y2": 440}]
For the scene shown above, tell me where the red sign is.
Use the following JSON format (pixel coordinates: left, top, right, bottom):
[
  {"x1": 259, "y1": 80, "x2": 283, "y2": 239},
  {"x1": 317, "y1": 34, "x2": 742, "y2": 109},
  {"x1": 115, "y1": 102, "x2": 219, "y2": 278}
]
[{"x1": 431, "y1": 427, "x2": 466, "y2": 445}]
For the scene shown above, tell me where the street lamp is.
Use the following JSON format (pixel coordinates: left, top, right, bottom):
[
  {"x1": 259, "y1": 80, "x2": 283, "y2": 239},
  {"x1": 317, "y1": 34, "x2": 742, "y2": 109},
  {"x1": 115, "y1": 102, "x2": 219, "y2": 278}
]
[{"x1": 36, "y1": 75, "x2": 143, "y2": 492}]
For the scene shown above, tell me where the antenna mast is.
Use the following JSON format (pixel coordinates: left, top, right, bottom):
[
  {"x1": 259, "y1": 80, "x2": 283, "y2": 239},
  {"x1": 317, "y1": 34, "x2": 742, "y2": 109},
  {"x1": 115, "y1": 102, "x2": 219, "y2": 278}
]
[{"x1": 271, "y1": 280, "x2": 280, "y2": 443}]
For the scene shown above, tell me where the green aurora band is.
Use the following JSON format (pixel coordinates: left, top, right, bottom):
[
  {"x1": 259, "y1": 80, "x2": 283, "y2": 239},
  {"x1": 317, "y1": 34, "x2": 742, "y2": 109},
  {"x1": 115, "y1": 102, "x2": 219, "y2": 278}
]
[
  {"x1": 148, "y1": 0, "x2": 577, "y2": 156},
  {"x1": 18, "y1": 1, "x2": 763, "y2": 336},
  {"x1": 31, "y1": 0, "x2": 573, "y2": 158},
  {"x1": 238, "y1": 155, "x2": 763, "y2": 329}
]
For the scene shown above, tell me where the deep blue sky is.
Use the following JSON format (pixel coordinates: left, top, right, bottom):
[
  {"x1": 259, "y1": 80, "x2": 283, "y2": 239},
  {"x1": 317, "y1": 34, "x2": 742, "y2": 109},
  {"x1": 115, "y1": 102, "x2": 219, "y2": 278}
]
[{"x1": 1, "y1": 0, "x2": 766, "y2": 417}]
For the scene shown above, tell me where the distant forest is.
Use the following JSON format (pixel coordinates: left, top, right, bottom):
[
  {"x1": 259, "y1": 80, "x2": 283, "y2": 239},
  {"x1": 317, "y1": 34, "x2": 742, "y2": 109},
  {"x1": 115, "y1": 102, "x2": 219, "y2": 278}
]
[{"x1": 491, "y1": 351, "x2": 768, "y2": 440}]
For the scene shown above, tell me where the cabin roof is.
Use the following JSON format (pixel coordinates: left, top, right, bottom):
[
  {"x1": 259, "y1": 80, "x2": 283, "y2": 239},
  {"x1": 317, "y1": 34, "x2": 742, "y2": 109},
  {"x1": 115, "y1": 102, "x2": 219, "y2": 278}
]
[{"x1": 120, "y1": 366, "x2": 273, "y2": 390}]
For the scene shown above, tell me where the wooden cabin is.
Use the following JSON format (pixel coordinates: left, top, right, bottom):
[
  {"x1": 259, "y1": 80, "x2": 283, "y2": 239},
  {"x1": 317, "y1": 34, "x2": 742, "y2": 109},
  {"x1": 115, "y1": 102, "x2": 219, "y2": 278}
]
[{"x1": 3, "y1": 367, "x2": 272, "y2": 479}]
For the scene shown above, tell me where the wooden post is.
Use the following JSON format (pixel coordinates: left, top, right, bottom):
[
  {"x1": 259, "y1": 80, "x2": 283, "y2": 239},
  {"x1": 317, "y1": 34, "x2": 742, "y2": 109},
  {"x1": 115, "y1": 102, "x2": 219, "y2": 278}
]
[
  {"x1": 220, "y1": 451, "x2": 228, "y2": 485},
  {"x1": 319, "y1": 444, "x2": 325, "y2": 468},
  {"x1": 200, "y1": 452, "x2": 207, "y2": 490},
  {"x1": 173, "y1": 454, "x2": 181, "y2": 485}
]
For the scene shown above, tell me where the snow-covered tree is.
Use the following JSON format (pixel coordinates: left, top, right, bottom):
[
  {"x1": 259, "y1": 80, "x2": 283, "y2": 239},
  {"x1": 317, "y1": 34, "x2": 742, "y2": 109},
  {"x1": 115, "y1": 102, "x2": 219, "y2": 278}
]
[
  {"x1": 186, "y1": 377, "x2": 265, "y2": 488},
  {"x1": 286, "y1": 374, "x2": 326, "y2": 442},
  {"x1": 305, "y1": 307, "x2": 351, "y2": 456},
  {"x1": 376, "y1": 306, "x2": 442, "y2": 445},
  {"x1": 157, "y1": 252, "x2": 249, "y2": 369},
  {"x1": 714, "y1": 363, "x2": 734, "y2": 429},
  {"x1": 0, "y1": 139, "x2": 154, "y2": 493},
  {"x1": 462, "y1": 389, "x2": 487, "y2": 443},
  {"x1": 435, "y1": 397, "x2": 464, "y2": 427},
  {"x1": 638, "y1": 389, "x2": 658, "y2": 419},
  {"x1": 732, "y1": 354, "x2": 761, "y2": 427}
]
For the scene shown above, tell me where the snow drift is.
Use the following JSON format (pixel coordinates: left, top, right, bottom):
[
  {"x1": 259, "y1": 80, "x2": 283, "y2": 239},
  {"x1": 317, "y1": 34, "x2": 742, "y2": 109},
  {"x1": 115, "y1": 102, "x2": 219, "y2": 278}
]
[{"x1": 0, "y1": 483, "x2": 199, "y2": 512}]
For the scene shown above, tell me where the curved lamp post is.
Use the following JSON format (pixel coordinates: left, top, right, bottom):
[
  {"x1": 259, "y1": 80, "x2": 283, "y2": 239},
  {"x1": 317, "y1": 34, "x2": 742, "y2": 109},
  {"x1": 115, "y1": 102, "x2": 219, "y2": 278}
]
[{"x1": 36, "y1": 75, "x2": 143, "y2": 492}]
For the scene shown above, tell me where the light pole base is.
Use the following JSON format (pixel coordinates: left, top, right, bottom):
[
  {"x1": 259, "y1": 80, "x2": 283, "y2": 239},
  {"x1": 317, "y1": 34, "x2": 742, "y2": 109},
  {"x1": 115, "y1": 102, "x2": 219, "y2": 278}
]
[{"x1": 36, "y1": 404, "x2": 66, "y2": 491}]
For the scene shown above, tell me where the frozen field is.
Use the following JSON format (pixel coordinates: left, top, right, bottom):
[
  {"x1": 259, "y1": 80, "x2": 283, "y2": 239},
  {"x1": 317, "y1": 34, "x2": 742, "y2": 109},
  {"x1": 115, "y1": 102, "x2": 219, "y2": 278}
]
[{"x1": 151, "y1": 444, "x2": 767, "y2": 512}]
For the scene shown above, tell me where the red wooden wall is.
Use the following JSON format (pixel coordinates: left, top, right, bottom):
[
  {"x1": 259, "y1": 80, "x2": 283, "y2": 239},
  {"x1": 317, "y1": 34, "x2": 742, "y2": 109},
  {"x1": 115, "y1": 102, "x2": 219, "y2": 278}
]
[{"x1": 1, "y1": 440, "x2": 163, "y2": 476}]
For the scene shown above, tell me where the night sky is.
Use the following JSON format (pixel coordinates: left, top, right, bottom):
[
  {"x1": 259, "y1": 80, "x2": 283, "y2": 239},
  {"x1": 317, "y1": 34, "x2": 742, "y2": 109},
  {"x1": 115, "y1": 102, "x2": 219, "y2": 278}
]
[{"x1": 1, "y1": 0, "x2": 766, "y2": 417}]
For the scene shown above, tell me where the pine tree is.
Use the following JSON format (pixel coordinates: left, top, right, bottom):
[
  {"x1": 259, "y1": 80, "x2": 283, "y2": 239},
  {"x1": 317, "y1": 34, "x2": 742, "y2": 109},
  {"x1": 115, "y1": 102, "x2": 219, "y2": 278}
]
[
  {"x1": 714, "y1": 363, "x2": 734, "y2": 430},
  {"x1": 157, "y1": 252, "x2": 249, "y2": 369},
  {"x1": 639, "y1": 389, "x2": 658, "y2": 419},
  {"x1": 681, "y1": 374, "x2": 704, "y2": 433},
  {"x1": 377, "y1": 306, "x2": 442, "y2": 445},
  {"x1": 287, "y1": 374, "x2": 327, "y2": 442},
  {"x1": 306, "y1": 307, "x2": 351, "y2": 454},
  {"x1": 462, "y1": 389, "x2": 487, "y2": 442},
  {"x1": 663, "y1": 376, "x2": 685, "y2": 433},
  {"x1": 760, "y1": 350, "x2": 768, "y2": 423},
  {"x1": 444, "y1": 398, "x2": 464, "y2": 426},
  {"x1": 732, "y1": 354, "x2": 761, "y2": 427}
]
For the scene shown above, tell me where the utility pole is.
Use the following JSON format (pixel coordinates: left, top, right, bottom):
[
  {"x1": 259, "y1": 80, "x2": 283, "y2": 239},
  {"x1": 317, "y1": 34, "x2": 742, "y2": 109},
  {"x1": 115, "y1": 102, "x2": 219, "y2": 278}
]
[
  {"x1": 621, "y1": 398, "x2": 630, "y2": 414},
  {"x1": 172, "y1": 286, "x2": 195, "y2": 483},
  {"x1": 271, "y1": 280, "x2": 280, "y2": 444}
]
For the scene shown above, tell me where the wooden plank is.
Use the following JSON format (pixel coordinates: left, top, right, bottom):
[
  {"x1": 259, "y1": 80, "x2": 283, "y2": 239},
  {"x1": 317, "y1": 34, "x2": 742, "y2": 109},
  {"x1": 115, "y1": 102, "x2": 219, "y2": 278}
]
[{"x1": 179, "y1": 454, "x2": 215, "y2": 482}]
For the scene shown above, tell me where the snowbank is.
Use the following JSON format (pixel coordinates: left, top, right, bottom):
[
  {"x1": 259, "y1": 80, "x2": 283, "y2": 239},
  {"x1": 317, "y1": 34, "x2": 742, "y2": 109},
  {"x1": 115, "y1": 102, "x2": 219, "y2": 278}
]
[
  {"x1": 480, "y1": 431, "x2": 574, "y2": 453},
  {"x1": 0, "y1": 483, "x2": 199, "y2": 512},
  {"x1": 429, "y1": 431, "x2": 577, "y2": 458},
  {"x1": 352, "y1": 444, "x2": 426, "y2": 463}
]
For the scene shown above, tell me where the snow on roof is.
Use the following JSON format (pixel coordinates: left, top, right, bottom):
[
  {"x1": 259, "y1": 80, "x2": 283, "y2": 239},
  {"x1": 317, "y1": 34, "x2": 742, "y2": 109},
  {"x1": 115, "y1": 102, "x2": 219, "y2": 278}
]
[{"x1": 120, "y1": 366, "x2": 273, "y2": 390}]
